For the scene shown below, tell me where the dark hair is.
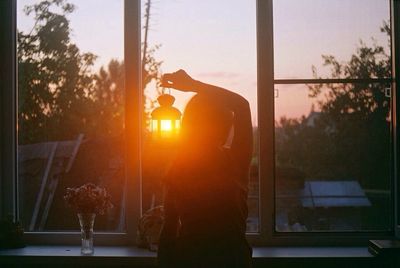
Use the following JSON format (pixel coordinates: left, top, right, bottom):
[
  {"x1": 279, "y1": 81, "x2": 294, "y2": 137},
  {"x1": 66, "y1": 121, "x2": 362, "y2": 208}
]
[{"x1": 180, "y1": 94, "x2": 233, "y2": 147}]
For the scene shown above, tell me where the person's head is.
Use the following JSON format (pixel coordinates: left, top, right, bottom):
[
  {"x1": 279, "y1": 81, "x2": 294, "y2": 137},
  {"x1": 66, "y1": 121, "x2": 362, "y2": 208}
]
[{"x1": 180, "y1": 94, "x2": 233, "y2": 150}]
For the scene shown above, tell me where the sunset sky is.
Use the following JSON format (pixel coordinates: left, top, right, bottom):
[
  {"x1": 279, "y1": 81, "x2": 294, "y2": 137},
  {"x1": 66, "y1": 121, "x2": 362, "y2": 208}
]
[{"x1": 17, "y1": 0, "x2": 390, "y2": 124}]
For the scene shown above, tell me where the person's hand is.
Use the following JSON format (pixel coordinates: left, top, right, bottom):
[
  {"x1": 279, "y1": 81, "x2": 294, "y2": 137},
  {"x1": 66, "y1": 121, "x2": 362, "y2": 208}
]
[{"x1": 160, "y1": 69, "x2": 198, "y2": 92}]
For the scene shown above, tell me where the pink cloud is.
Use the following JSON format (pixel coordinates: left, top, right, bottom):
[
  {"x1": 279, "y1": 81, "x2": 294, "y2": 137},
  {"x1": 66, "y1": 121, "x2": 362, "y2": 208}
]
[{"x1": 196, "y1": 71, "x2": 241, "y2": 79}]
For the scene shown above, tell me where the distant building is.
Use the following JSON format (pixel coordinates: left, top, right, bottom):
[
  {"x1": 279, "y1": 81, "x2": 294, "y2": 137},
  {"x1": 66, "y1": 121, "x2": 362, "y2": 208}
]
[
  {"x1": 304, "y1": 111, "x2": 321, "y2": 127},
  {"x1": 301, "y1": 181, "x2": 371, "y2": 209},
  {"x1": 276, "y1": 179, "x2": 372, "y2": 231}
]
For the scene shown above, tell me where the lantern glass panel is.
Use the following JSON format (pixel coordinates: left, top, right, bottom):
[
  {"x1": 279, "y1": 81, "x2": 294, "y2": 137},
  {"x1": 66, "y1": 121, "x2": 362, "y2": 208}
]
[
  {"x1": 152, "y1": 120, "x2": 158, "y2": 132},
  {"x1": 175, "y1": 120, "x2": 181, "y2": 133}
]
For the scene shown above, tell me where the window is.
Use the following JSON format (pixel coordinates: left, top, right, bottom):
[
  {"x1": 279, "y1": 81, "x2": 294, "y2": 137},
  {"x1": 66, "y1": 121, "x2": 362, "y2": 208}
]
[
  {"x1": 275, "y1": 83, "x2": 391, "y2": 232},
  {"x1": 1, "y1": 0, "x2": 141, "y2": 245},
  {"x1": 17, "y1": 0, "x2": 126, "y2": 233},
  {"x1": 273, "y1": 0, "x2": 393, "y2": 233},
  {"x1": 140, "y1": 0, "x2": 259, "y2": 233},
  {"x1": 1, "y1": 0, "x2": 400, "y2": 246},
  {"x1": 257, "y1": 0, "x2": 399, "y2": 245}
]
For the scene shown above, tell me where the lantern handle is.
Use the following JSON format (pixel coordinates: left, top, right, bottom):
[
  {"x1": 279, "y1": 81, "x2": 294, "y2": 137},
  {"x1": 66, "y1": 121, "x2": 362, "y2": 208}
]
[{"x1": 160, "y1": 87, "x2": 171, "y2": 95}]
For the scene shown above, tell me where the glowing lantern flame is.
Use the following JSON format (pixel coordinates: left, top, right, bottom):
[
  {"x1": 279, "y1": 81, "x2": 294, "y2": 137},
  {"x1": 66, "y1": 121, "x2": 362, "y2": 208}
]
[{"x1": 160, "y1": 120, "x2": 172, "y2": 132}]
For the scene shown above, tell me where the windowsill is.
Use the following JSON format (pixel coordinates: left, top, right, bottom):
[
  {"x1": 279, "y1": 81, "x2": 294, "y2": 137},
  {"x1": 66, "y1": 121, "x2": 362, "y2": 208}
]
[{"x1": 0, "y1": 245, "x2": 376, "y2": 267}]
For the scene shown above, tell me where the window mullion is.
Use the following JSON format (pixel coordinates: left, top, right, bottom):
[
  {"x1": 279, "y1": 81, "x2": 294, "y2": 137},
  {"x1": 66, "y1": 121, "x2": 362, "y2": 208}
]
[
  {"x1": 274, "y1": 78, "x2": 393, "y2": 85},
  {"x1": 0, "y1": 0, "x2": 17, "y2": 222},
  {"x1": 124, "y1": 0, "x2": 142, "y2": 245},
  {"x1": 392, "y1": 0, "x2": 400, "y2": 238},
  {"x1": 256, "y1": 0, "x2": 274, "y2": 245}
]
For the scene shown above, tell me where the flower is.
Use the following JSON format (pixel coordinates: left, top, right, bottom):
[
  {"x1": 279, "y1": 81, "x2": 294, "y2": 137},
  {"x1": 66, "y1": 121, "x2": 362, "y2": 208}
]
[{"x1": 64, "y1": 183, "x2": 113, "y2": 215}]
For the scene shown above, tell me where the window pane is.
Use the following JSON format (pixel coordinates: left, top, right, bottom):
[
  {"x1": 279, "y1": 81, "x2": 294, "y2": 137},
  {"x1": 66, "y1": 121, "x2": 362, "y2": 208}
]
[
  {"x1": 274, "y1": 83, "x2": 392, "y2": 231},
  {"x1": 140, "y1": 0, "x2": 259, "y2": 233},
  {"x1": 17, "y1": 0, "x2": 125, "y2": 231},
  {"x1": 273, "y1": 0, "x2": 391, "y2": 79}
]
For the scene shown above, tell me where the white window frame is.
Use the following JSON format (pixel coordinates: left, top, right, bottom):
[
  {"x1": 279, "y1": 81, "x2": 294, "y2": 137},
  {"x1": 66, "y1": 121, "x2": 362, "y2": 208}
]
[{"x1": 1, "y1": 0, "x2": 399, "y2": 246}]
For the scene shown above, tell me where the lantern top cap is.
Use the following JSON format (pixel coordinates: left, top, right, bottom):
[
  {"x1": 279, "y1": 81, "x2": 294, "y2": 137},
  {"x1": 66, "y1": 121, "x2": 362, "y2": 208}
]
[
  {"x1": 157, "y1": 94, "x2": 175, "y2": 106},
  {"x1": 151, "y1": 106, "x2": 181, "y2": 119},
  {"x1": 151, "y1": 93, "x2": 182, "y2": 119}
]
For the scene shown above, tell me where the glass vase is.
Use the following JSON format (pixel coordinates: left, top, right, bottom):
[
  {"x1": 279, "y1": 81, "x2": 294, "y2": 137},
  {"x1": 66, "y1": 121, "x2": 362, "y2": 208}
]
[{"x1": 78, "y1": 213, "x2": 96, "y2": 255}]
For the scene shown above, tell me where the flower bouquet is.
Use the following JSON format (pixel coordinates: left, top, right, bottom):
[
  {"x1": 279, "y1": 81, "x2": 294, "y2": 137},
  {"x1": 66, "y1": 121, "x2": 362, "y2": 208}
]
[{"x1": 64, "y1": 183, "x2": 113, "y2": 255}]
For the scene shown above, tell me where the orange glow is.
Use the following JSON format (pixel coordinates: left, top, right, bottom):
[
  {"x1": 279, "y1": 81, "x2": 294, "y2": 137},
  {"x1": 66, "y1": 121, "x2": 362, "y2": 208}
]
[
  {"x1": 160, "y1": 120, "x2": 172, "y2": 132},
  {"x1": 152, "y1": 120, "x2": 158, "y2": 132},
  {"x1": 175, "y1": 120, "x2": 181, "y2": 133},
  {"x1": 151, "y1": 118, "x2": 181, "y2": 140}
]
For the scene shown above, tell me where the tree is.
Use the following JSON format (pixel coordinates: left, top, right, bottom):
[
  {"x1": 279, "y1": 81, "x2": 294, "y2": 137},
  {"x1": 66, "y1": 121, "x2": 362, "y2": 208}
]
[
  {"x1": 18, "y1": 0, "x2": 97, "y2": 144},
  {"x1": 276, "y1": 22, "x2": 391, "y2": 189},
  {"x1": 17, "y1": 0, "x2": 164, "y2": 230},
  {"x1": 92, "y1": 59, "x2": 125, "y2": 138},
  {"x1": 18, "y1": 0, "x2": 163, "y2": 144}
]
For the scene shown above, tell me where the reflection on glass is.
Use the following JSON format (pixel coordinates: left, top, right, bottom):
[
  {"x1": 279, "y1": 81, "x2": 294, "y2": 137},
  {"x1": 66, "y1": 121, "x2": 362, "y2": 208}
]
[
  {"x1": 17, "y1": 0, "x2": 125, "y2": 231},
  {"x1": 275, "y1": 83, "x2": 392, "y2": 231},
  {"x1": 273, "y1": 0, "x2": 391, "y2": 79}
]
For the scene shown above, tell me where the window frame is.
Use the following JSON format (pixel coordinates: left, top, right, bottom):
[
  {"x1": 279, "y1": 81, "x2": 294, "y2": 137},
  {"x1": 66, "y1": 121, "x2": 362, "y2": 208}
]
[
  {"x1": 0, "y1": 0, "x2": 18, "y2": 225},
  {"x1": 1, "y1": 0, "x2": 400, "y2": 247},
  {"x1": 393, "y1": 0, "x2": 400, "y2": 239}
]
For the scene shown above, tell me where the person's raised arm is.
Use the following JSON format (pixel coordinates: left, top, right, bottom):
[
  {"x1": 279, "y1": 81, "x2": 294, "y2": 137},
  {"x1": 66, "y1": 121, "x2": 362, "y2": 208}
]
[{"x1": 161, "y1": 69, "x2": 253, "y2": 167}]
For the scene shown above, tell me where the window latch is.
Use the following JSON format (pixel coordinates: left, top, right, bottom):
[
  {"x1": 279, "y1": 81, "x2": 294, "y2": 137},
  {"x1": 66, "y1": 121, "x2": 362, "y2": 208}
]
[
  {"x1": 385, "y1": 87, "x2": 391, "y2": 98},
  {"x1": 275, "y1": 88, "x2": 279, "y2": 98}
]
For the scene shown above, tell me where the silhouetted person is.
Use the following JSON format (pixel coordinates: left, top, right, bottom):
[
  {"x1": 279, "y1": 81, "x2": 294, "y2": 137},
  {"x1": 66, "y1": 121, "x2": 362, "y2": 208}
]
[{"x1": 157, "y1": 70, "x2": 253, "y2": 268}]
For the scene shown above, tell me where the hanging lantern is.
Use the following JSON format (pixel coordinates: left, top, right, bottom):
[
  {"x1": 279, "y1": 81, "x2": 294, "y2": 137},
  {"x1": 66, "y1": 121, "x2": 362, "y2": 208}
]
[{"x1": 151, "y1": 94, "x2": 182, "y2": 140}]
